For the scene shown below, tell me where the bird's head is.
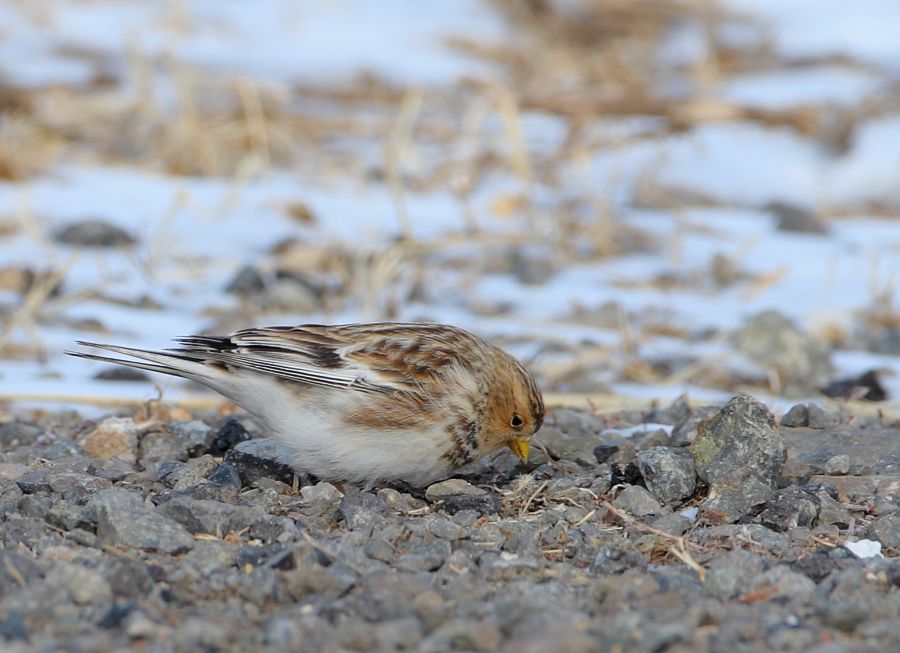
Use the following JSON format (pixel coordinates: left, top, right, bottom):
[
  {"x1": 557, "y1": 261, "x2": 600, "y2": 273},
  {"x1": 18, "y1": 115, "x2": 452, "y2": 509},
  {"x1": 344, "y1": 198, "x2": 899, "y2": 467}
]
[{"x1": 483, "y1": 354, "x2": 544, "y2": 463}]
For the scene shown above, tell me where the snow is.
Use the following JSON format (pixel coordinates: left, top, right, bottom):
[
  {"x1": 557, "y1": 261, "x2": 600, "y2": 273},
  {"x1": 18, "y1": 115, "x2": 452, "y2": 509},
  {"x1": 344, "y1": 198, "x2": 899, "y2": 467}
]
[
  {"x1": 0, "y1": 0, "x2": 506, "y2": 87},
  {"x1": 723, "y1": 0, "x2": 900, "y2": 70}
]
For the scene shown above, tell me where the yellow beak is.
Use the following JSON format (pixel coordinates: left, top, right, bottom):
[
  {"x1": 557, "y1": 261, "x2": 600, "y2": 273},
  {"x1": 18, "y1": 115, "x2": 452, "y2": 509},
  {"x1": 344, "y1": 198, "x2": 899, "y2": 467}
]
[{"x1": 507, "y1": 438, "x2": 530, "y2": 463}]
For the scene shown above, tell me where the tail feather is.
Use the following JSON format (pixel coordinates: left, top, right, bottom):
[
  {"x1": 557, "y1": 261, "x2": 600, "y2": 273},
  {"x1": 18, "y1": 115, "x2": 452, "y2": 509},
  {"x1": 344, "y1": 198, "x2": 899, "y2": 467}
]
[
  {"x1": 67, "y1": 341, "x2": 228, "y2": 389},
  {"x1": 66, "y1": 350, "x2": 181, "y2": 377}
]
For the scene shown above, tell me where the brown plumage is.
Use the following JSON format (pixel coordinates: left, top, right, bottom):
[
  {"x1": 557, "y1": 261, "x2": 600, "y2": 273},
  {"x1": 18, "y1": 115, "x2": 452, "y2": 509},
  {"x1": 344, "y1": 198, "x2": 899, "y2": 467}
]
[{"x1": 68, "y1": 322, "x2": 544, "y2": 486}]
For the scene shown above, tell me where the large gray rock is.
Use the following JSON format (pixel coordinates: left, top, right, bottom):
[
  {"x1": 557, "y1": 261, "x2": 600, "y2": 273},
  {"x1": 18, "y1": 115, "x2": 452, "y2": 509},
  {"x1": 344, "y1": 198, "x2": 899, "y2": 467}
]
[
  {"x1": 690, "y1": 394, "x2": 785, "y2": 523},
  {"x1": 84, "y1": 488, "x2": 194, "y2": 554},
  {"x1": 636, "y1": 447, "x2": 696, "y2": 504}
]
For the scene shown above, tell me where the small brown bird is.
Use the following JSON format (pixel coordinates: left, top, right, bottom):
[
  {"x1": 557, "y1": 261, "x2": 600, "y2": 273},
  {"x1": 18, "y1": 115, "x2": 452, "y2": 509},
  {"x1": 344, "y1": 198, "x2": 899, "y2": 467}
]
[{"x1": 69, "y1": 322, "x2": 544, "y2": 486}]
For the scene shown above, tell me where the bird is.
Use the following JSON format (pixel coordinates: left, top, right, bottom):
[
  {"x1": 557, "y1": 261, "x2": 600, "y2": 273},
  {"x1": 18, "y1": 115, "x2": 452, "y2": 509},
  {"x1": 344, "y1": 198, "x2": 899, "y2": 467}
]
[{"x1": 68, "y1": 322, "x2": 544, "y2": 486}]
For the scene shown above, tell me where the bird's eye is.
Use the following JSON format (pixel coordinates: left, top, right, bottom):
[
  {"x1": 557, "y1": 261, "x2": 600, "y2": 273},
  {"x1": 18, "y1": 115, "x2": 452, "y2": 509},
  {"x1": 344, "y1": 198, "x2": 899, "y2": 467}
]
[{"x1": 510, "y1": 414, "x2": 524, "y2": 429}]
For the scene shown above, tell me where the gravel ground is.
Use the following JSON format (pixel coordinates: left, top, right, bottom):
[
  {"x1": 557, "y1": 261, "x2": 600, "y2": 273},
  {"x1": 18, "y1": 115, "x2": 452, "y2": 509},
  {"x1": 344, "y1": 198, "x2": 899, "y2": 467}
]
[{"x1": 0, "y1": 394, "x2": 898, "y2": 653}]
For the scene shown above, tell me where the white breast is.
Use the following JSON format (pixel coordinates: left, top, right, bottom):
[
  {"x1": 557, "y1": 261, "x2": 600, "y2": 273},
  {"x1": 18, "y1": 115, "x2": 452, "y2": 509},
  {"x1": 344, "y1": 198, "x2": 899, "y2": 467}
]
[{"x1": 224, "y1": 370, "x2": 454, "y2": 485}]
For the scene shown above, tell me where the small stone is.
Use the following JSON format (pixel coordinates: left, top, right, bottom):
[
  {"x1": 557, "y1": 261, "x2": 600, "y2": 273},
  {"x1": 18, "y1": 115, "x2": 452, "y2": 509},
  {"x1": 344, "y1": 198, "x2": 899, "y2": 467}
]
[
  {"x1": 208, "y1": 462, "x2": 241, "y2": 488},
  {"x1": 791, "y1": 549, "x2": 838, "y2": 582},
  {"x1": 225, "y1": 265, "x2": 266, "y2": 296},
  {"x1": 755, "y1": 565, "x2": 816, "y2": 601},
  {"x1": 157, "y1": 455, "x2": 218, "y2": 490},
  {"x1": 867, "y1": 511, "x2": 900, "y2": 547},
  {"x1": 825, "y1": 454, "x2": 851, "y2": 475},
  {"x1": 97, "y1": 603, "x2": 138, "y2": 629},
  {"x1": 45, "y1": 563, "x2": 112, "y2": 605},
  {"x1": 612, "y1": 484, "x2": 662, "y2": 516},
  {"x1": 636, "y1": 447, "x2": 696, "y2": 504},
  {"x1": 208, "y1": 417, "x2": 253, "y2": 456},
  {"x1": 250, "y1": 515, "x2": 299, "y2": 544},
  {"x1": 86, "y1": 458, "x2": 132, "y2": 482},
  {"x1": 300, "y1": 481, "x2": 343, "y2": 511},
  {"x1": 814, "y1": 489, "x2": 851, "y2": 528},
  {"x1": 425, "y1": 479, "x2": 486, "y2": 503},
  {"x1": 690, "y1": 393, "x2": 785, "y2": 523},
  {"x1": 156, "y1": 496, "x2": 259, "y2": 535},
  {"x1": 650, "y1": 513, "x2": 693, "y2": 536},
  {"x1": 339, "y1": 491, "x2": 390, "y2": 529},
  {"x1": 93, "y1": 367, "x2": 149, "y2": 382},
  {"x1": 807, "y1": 404, "x2": 841, "y2": 429},
  {"x1": 443, "y1": 492, "x2": 500, "y2": 515},
  {"x1": 84, "y1": 488, "x2": 194, "y2": 554},
  {"x1": 703, "y1": 549, "x2": 767, "y2": 600},
  {"x1": 0, "y1": 421, "x2": 42, "y2": 447},
  {"x1": 758, "y1": 486, "x2": 819, "y2": 532},
  {"x1": 780, "y1": 404, "x2": 809, "y2": 427},
  {"x1": 593, "y1": 444, "x2": 618, "y2": 464},
  {"x1": 484, "y1": 553, "x2": 544, "y2": 581},
  {"x1": 821, "y1": 568, "x2": 894, "y2": 631},
  {"x1": 1, "y1": 611, "x2": 28, "y2": 641},
  {"x1": 223, "y1": 438, "x2": 299, "y2": 486},
  {"x1": 170, "y1": 421, "x2": 214, "y2": 457},
  {"x1": 0, "y1": 463, "x2": 30, "y2": 481},
  {"x1": 104, "y1": 558, "x2": 156, "y2": 599},
  {"x1": 426, "y1": 618, "x2": 502, "y2": 652},
  {"x1": 82, "y1": 417, "x2": 139, "y2": 460},
  {"x1": 374, "y1": 617, "x2": 423, "y2": 651},
  {"x1": 396, "y1": 540, "x2": 452, "y2": 572},
  {"x1": 124, "y1": 612, "x2": 163, "y2": 639},
  {"x1": 589, "y1": 544, "x2": 647, "y2": 575},
  {"x1": 54, "y1": 218, "x2": 137, "y2": 247},
  {"x1": 377, "y1": 487, "x2": 426, "y2": 513},
  {"x1": 138, "y1": 428, "x2": 189, "y2": 467},
  {"x1": 16, "y1": 468, "x2": 112, "y2": 501},
  {"x1": 0, "y1": 551, "x2": 42, "y2": 593},
  {"x1": 767, "y1": 201, "x2": 828, "y2": 234},
  {"x1": 426, "y1": 515, "x2": 465, "y2": 540}
]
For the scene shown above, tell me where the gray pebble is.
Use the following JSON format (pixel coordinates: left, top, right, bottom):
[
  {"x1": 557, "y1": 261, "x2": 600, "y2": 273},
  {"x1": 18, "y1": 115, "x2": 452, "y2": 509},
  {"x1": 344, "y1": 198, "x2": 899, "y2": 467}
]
[
  {"x1": 85, "y1": 488, "x2": 195, "y2": 554},
  {"x1": 636, "y1": 446, "x2": 696, "y2": 504},
  {"x1": 396, "y1": 540, "x2": 452, "y2": 572},
  {"x1": 613, "y1": 484, "x2": 663, "y2": 516},
  {"x1": 425, "y1": 478, "x2": 486, "y2": 502},
  {"x1": 780, "y1": 403, "x2": 809, "y2": 427},
  {"x1": 703, "y1": 549, "x2": 767, "y2": 600},
  {"x1": 223, "y1": 438, "x2": 300, "y2": 486},
  {"x1": 758, "y1": 486, "x2": 819, "y2": 531},
  {"x1": 157, "y1": 496, "x2": 259, "y2": 535},
  {"x1": 54, "y1": 219, "x2": 137, "y2": 248},
  {"x1": 825, "y1": 454, "x2": 851, "y2": 475},
  {"x1": 808, "y1": 404, "x2": 841, "y2": 429},
  {"x1": 867, "y1": 511, "x2": 900, "y2": 547}
]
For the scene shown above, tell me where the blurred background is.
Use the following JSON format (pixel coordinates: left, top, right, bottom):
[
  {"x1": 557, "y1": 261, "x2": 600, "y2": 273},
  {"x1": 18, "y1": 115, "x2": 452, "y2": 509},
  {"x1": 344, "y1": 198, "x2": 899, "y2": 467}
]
[{"x1": 0, "y1": 0, "x2": 898, "y2": 416}]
